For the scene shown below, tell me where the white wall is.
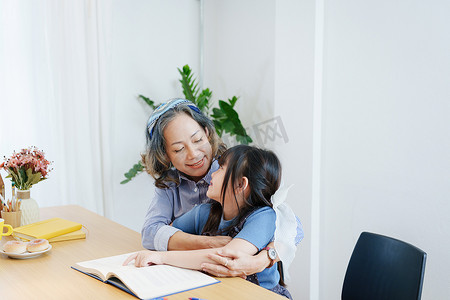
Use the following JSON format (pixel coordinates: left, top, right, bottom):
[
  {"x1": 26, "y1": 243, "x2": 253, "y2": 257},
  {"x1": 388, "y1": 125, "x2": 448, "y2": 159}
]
[
  {"x1": 204, "y1": 1, "x2": 450, "y2": 300},
  {"x1": 203, "y1": 0, "x2": 275, "y2": 147},
  {"x1": 320, "y1": 1, "x2": 450, "y2": 299},
  {"x1": 204, "y1": 1, "x2": 313, "y2": 299},
  {"x1": 107, "y1": 0, "x2": 200, "y2": 231},
  {"x1": 274, "y1": 0, "x2": 316, "y2": 298}
]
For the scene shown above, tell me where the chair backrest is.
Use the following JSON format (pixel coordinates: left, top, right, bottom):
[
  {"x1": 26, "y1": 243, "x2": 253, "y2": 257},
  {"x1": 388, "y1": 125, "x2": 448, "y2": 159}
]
[{"x1": 342, "y1": 232, "x2": 426, "y2": 300}]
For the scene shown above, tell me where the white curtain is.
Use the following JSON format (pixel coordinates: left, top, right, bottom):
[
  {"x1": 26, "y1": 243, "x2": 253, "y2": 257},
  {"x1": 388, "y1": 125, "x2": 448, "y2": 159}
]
[{"x1": 0, "y1": 0, "x2": 113, "y2": 217}]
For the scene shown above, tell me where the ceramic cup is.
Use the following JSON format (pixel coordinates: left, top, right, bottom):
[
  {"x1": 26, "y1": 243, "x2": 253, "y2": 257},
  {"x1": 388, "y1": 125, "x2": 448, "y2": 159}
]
[{"x1": 0, "y1": 218, "x2": 13, "y2": 240}]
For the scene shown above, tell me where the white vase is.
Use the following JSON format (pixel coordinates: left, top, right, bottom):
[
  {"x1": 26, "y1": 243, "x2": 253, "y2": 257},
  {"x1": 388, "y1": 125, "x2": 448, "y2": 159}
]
[{"x1": 17, "y1": 189, "x2": 39, "y2": 226}]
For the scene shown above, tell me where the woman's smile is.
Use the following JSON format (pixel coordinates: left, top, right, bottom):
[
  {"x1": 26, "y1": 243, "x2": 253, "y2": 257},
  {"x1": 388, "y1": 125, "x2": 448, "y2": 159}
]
[{"x1": 187, "y1": 157, "x2": 205, "y2": 169}]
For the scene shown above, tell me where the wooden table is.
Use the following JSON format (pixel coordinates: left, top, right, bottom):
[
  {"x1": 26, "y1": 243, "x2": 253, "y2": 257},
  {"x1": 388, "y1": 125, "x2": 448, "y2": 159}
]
[{"x1": 1, "y1": 205, "x2": 285, "y2": 299}]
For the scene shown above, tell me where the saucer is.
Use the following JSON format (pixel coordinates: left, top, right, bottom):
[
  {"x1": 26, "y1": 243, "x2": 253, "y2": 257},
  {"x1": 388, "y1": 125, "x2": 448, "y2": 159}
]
[{"x1": 2, "y1": 244, "x2": 52, "y2": 259}]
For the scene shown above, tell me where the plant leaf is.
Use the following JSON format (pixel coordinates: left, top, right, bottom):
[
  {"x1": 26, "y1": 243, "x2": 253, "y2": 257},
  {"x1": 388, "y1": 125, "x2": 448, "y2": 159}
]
[
  {"x1": 197, "y1": 88, "x2": 212, "y2": 112},
  {"x1": 138, "y1": 95, "x2": 157, "y2": 110},
  {"x1": 18, "y1": 168, "x2": 27, "y2": 187},
  {"x1": 133, "y1": 163, "x2": 144, "y2": 172},
  {"x1": 178, "y1": 65, "x2": 198, "y2": 103},
  {"x1": 7, "y1": 170, "x2": 19, "y2": 186},
  {"x1": 121, "y1": 161, "x2": 144, "y2": 184},
  {"x1": 228, "y1": 96, "x2": 238, "y2": 108},
  {"x1": 26, "y1": 168, "x2": 42, "y2": 186},
  {"x1": 211, "y1": 107, "x2": 226, "y2": 120},
  {"x1": 236, "y1": 134, "x2": 253, "y2": 145},
  {"x1": 212, "y1": 120, "x2": 223, "y2": 137},
  {"x1": 219, "y1": 100, "x2": 239, "y2": 120},
  {"x1": 222, "y1": 119, "x2": 235, "y2": 132},
  {"x1": 215, "y1": 100, "x2": 252, "y2": 145}
]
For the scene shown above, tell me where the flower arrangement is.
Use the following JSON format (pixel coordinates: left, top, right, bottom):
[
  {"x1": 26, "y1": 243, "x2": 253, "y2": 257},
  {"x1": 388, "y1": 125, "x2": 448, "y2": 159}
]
[{"x1": 1, "y1": 147, "x2": 53, "y2": 190}]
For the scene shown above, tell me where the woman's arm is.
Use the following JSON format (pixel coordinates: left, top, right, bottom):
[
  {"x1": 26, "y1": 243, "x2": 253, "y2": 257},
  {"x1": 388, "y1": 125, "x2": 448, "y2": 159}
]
[
  {"x1": 168, "y1": 231, "x2": 232, "y2": 250},
  {"x1": 168, "y1": 203, "x2": 232, "y2": 250},
  {"x1": 142, "y1": 188, "x2": 232, "y2": 251},
  {"x1": 141, "y1": 188, "x2": 179, "y2": 250}
]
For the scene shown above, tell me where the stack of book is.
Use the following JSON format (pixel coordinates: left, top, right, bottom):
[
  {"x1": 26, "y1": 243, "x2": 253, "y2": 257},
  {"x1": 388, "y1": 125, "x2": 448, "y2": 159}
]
[{"x1": 13, "y1": 217, "x2": 85, "y2": 242}]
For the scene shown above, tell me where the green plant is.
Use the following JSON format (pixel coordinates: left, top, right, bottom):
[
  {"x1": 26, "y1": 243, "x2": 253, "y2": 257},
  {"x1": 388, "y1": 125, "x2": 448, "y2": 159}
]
[{"x1": 121, "y1": 65, "x2": 252, "y2": 184}]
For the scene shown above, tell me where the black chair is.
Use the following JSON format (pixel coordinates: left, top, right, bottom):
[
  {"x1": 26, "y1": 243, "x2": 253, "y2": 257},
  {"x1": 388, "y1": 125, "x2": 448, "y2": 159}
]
[{"x1": 342, "y1": 232, "x2": 427, "y2": 300}]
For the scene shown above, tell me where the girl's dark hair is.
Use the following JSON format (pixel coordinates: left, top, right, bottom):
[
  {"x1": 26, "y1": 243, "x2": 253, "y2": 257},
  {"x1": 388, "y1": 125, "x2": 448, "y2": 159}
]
[
  {"x1": 201, "y1": 145, "x2": 282, "y2": 235},
  {"x1": 141, "y1": 102, "x2": 226, "y2": 188}
]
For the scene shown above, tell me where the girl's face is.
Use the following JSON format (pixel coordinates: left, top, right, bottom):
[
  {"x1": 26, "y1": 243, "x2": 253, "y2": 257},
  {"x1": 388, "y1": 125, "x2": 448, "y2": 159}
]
[
  {"x1": 206, "y1": 163, "x2": 227, "y2": 201},
  {"x1": 207, "y1": 162, "x2": 246, "y2": 220},
  {"x1": 164, "y1": 113, "x2": 213, "y2": 181}
]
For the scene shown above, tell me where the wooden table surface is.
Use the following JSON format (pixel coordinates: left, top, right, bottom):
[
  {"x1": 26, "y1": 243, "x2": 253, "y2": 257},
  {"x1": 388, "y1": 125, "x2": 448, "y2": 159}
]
[{"x1": 0, "y1": 205, "x2": 285, "y2": 300}]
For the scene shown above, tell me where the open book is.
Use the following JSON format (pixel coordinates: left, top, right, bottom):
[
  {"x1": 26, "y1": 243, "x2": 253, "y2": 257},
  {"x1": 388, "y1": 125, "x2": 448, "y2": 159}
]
[{"x1": 72, "y1": 252, "x2": 219, "y2": 300}]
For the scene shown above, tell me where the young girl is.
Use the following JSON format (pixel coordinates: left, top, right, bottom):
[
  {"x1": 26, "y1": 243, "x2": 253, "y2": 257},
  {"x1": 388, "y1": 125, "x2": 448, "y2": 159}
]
[
  {"x1": 141, "y1": 98, "x2": 303, "y2": 278},
  {"x1": 125, "y1": 145, "x2": 292, "y2": 299}
]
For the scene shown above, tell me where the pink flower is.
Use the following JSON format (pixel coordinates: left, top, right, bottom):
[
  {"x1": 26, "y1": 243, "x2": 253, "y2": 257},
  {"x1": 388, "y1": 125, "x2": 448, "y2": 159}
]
[{"x1": 1, "y1": 146, "x2": 53, "y2": 190}]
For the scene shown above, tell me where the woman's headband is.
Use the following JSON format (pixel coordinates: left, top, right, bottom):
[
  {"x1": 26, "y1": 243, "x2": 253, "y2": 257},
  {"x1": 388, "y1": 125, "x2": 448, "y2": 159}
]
[{"x1": 146, "y1": 98, "x2": 201, "y2": 139}]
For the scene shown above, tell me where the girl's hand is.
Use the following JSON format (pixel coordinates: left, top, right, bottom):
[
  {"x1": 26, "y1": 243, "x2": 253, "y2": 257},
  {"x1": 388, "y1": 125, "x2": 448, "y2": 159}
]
[{"x1": 123, "y1": 250, "x2": 164, "y2": 267}]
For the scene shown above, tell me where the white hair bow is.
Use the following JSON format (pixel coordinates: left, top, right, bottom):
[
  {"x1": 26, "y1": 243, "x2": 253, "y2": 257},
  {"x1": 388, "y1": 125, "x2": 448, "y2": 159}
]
[{"x1": 272, "y1": 183, "x2": 300, "y2": 283}]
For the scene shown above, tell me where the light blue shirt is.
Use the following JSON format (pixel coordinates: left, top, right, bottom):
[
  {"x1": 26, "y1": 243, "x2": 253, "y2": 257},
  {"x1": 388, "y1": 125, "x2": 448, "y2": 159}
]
[{"x1": 172, "y1": 204, "x2": 280, "y2": 289}]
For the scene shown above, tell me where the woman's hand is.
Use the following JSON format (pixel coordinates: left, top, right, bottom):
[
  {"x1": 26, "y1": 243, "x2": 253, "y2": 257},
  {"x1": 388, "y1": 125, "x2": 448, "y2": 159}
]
[
  {"x1": 201, "y1": 248, "x2": 269, "y2": 278},
  {"x1": 123, "y1": 250, "x2": 164, "y2": 267}
]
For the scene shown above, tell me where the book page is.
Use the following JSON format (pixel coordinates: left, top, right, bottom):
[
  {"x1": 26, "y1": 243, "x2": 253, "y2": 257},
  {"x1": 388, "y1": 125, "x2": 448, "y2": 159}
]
[
  {"x1": 75, "y1": 252, "x2": 137, "y2": 281},
  {"x1": 109, "y1": 265, "x2": 219, "y2": 300}
]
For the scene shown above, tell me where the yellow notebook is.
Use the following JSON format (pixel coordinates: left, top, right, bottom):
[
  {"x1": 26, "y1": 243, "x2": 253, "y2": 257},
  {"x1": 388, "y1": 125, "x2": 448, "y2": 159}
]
[
  {"x1": 13, "y1": 217, "x2": 83, "y2": 241},
  {"x1": 48, "y1": 229, "x2": 86, "y2": 242}
]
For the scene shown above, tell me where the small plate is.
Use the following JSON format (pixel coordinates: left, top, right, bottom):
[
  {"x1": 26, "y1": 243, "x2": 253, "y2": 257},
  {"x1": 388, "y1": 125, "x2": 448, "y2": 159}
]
[{"x1": 2, "y1": 244, "x2": 52, "y2": 259}]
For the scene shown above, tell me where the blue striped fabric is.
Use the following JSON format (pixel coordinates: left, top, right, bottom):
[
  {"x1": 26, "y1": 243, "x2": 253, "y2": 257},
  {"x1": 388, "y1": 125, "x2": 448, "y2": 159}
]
[{"x1": 146, "y1": 98, "x2": 201, "y2": 138}]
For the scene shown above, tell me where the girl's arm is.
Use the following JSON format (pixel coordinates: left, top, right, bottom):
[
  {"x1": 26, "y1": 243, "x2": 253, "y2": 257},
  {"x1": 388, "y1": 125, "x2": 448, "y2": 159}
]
[{"x1": 124, "y1": 238, "x2": 258, "y2": 270}]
